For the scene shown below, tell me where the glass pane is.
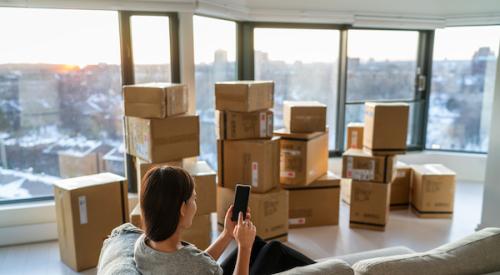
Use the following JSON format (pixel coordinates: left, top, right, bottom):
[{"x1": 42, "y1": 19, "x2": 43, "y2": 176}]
[
  {"x1": 347, "y1": 30, "x2": 419, "y2": 102},
  {"x1": 131, "y1": 16, "x2": 171, "y2": 83},
  {"x1": 344, "y1": 102, "x2": 418, "y2": 148},
  {"x1": 194, "y1": 16, "x2": 237, "y2": 168},
  {"x1": 0, "y1": 8, "x2": 123, "y2": 203},
  {"x1": 254, "y1": 28, "x2": 340, "y2": 150},
  {"x1": 426, "y1": 26, "x2": 500, "y2": 152}
]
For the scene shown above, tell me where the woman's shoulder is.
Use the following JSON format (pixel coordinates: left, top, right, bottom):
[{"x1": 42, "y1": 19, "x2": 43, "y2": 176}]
[{"x1": 134, "y1": 236, "x2": 222, "y2": 275}]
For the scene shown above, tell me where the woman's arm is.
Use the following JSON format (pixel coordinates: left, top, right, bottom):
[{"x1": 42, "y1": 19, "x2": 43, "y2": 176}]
[
  {"x1": 232, "y1": 212, "x2": 256, "y2": 275},
  {"x1": 205, "y1": 229, "x2": 233, "y2": 261},
  {"x1": 205, "y1": 205, "x2": 246, "y2": 260}
]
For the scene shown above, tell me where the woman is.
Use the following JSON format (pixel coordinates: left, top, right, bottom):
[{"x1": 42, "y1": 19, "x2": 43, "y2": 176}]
[{"x1": 134, "y1": 166, "x2": 315, "y2": 275}]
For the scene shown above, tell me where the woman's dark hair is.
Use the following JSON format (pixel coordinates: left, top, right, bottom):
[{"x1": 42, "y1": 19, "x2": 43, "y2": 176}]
[{"x1": 140, "y1": 166, "x2": 194, "y2": 242}]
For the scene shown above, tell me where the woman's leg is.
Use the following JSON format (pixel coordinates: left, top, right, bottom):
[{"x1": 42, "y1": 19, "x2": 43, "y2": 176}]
[
  {"x1": 250, "y1": 241, "x2": 315, "y2": 275},
  {"x1": 220, "y1": 236, "x2": 267, "y2": 275}
]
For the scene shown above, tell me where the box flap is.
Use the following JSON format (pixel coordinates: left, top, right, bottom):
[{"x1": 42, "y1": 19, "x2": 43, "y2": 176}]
[
  {"x1": 183, "y1": 161, "x2": 216, "y2": 176},
  {"x1": 273, "y1": 128, "x2": 325, "y2": 140},
  {"x1": 215, "y1": 80, "x2": 273, "y2": 86},
  {"x1": 284, "y1": 100, "x2": 326, "y2": 108},
  {"x1": 54, "y1": 173, "x2": 125, "y2": 190},
  {"x1": 412, "y1": 164, "x2": 456, "y2": 176}
]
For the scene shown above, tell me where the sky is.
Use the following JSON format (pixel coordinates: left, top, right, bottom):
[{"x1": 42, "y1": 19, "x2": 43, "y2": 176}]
[{"x1": 0, "y1": 7, "x2": 499, "y2": 66}]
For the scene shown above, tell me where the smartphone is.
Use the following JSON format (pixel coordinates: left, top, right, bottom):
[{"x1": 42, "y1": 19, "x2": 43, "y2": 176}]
[{"x1": 231, "y1": 184, "x2": 251, "y2": 221}]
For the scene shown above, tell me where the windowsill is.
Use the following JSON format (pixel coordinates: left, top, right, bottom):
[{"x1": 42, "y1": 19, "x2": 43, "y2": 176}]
[{"x1": 0, "y1": 193, "x2": 139, "y2": 246}]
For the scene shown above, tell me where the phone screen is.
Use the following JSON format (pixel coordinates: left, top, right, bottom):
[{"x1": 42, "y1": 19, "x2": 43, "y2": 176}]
[{"x1": 231, "y1": 184, "x2": 251, "y2": 221}]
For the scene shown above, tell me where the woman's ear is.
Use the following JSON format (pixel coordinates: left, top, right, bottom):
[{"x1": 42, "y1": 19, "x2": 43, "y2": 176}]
[{"x1": 180, "y1": 201, "x2": 186, "y2": 217}]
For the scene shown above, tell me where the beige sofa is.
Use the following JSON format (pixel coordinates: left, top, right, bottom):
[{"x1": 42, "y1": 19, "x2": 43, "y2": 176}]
[
  {"x1": 277, "y1": 227, "x2": 500, "y2": 275},
  {"x1": 98, "y1": 226, "x2": 500, "y2": 275}
]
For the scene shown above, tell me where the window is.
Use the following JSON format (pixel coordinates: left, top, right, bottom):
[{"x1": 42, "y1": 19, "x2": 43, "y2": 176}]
[
  {"x1": 254, "y1": 27, "x2": 340, "y2": 150},
  {"x1": 130, "y1": 15, "x2": 171, "y2": 83},
  {"x1": 0, "y1": 8, "x2": 123, "y2": 203},
  {"x1": 427, "y1": 26, "x2": 500, "y2": 153},
  {"x1": 194, "y1": 15, "x2": 237, "y2": 168},
  {"x1": 345, "y1": 29, "x2": 420, "y2": 147}
]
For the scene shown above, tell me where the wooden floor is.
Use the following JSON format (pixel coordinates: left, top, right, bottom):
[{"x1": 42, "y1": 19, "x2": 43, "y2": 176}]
[{"x1": 0, "y1": 181, "x2": 483, "y2": 274}]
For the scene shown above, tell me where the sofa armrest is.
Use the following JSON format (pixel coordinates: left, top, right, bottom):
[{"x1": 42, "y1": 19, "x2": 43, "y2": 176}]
[
  {"x1": 353, "y1": 227, "x2": 500, "y2": 275},
  {"x1": 275, "y1": 259, "x2": 354, "y2": 275}
]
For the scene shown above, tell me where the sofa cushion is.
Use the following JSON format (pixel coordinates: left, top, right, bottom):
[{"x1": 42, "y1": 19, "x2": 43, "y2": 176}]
[
  {"x1": 331, "y1": 246, "x2": 415, "y2": 266},
  {"x1": 97, "y1": 223, "x2": 142, "y2": 275},
  {"x1": 353, "y1": 227, "x2": 500, "y2": 275},
  {"x1": 275, "y1": 259, "x2": 354, "y2": 275}
]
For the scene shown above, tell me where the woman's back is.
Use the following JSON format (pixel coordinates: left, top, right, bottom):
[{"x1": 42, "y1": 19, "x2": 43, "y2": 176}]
[{"x1": 134, "y1": 234, "x2": 223, "y2": 275}]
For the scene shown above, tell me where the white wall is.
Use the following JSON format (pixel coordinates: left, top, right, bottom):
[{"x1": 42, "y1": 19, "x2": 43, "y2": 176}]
[{"x1": 479, "y1": 42, "x2": 500, "y2": 229}]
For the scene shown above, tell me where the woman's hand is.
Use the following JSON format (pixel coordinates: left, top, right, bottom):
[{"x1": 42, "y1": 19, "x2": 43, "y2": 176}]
[
  {"x1": 223, "y1": 205, "x2": 251, "y2": 239},
  {"x1": 233, "y1": 212, "x2": 256, "y2": 251}
]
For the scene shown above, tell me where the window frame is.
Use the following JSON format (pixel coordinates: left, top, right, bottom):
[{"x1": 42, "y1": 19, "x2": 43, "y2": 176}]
[
  {"x1": 238, "y1": 22, "x2": 434, "y2": 156},
  {"x1": 192, "y1": 13, "x2": 239, "y2": 169},
  {"x1": 342, "y1": 27, "x2": 434, "y2": 153},
  {"x1": 117, "y1": 11, "x2": 181, "y2": 194},
  {"x1": 0, "y1": 8, "x2": 127, "y2": 205},
  {"x1": 424, "y1": 24, "x2": 500, "y2": 155},
  {"x1": 239, "y1": 22, "x2": 347, "y2": 156}
]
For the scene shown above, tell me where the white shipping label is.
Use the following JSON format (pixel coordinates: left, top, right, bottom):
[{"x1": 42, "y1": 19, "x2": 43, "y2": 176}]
[
  {"x1": 289, "y1": 218, "x2": 306, "y2": 225},
  {"x1": 347, "y1": 158, "x2": 375, "y2": 181},
  {"x1": 351, "y1": 169, "x2": 375, "y2": 181},
  {"x1": 78, "y1": 196, "x2": 88, "y2": 225},
  {"x1": 280, "y1": 171, "x2": 296, "y2": 178},
  {"x1": 267, "y1": 114, "x2": 273, "y2": 136},
  {"x1": 351, "y1": 131, "x2": 358, "y2": 148},
  {"x1": 259, "y1": 112, "x2": 267, "y2": 137},
  {"x1": 282, "y1": 149, "x2": 301, "y2": 156},
  {"x1": 346, "y1": 157, "x2": 353, "y2": 178},
  {"x1": 252, "y1": 162, "x2": 258, "y2": 187}
]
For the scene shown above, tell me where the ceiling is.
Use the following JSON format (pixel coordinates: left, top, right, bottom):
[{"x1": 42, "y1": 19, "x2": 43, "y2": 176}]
[{"x1": 0, "y1": 0, "x2": 499, "y2": 28}]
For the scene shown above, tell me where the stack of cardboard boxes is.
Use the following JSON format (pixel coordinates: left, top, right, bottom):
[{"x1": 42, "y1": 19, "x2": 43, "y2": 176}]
[
  {"x1": 215, "y1": 81, "x2": 289, "y2": 241},
  {"x1": 342, "y1": 102, "x2": 409, "y2": 231},
  {"x1": 123, "y1": 83, "x2": 216, "y2": 249},
  {"x1": 343, "y1": 107, "x2": 457, "y2": 220},
  {"x1": 275, "y1": 101, "x2": 341, "y2": 229}
]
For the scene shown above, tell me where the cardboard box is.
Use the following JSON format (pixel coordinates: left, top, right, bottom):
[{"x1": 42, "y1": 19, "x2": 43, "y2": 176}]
[
  {"x1": 58, "y1": 151, "x2": 99, "y2": 178},
  {"x1": 123, "y1": 83, "x2": 188, "y2": 118},
  {"x1": 274, "y1": 129, "x2": 329, "y2": 185},
  {"x1": 342, "y1": 149, "x2": 396, "y2": 183},
  {"x1": 284, "y1": 171, "x2": 340, "y2": 228},
  {"x1": 130, "y1": 203, "x2": 142, "y2": 229},
  {"x1": 53, "y1": 173, "x2": 129, "y2": 271},
  {"x1": 341, "y1": 178, "x2": 352, "y2": 205},
  {"x1": 363, "y1": 102, "x2": 409, "y2": 154},
  {"x1": 125, "y1": 115, "x2": 199, "y2": 163},
  {"x1": 217, "y1": 187, "x2": 288, "y2": 241},
  {"x1": 411, "y1": 164, "x2": 456, "y2": 218},
  {"x1": 217, "y1": 137, "x2": 280, "y2": 193},
  {"x1": 215, "y1": 81, "x2": 274, "y2": 112},
  {"x1": 390, "y1": 161, "x2": 412, "y2": 209},
  {"x1": 216, "y1": 110, "x2": 273, "y2": 140},
  {"x1": 135, "y1": 157, "x2": 183, "y2": 194},
  {"x1": 184, "y1": 161, "x2": 217, "y2": 215},
  {"x1": 349, "y1": 181, "x2": 390, "y2": 231},
  {"x1": 182, "y1": 214, "x2": 212, "y2": 250},
  {"x1": 283, "y1": 101, "x2": 327, "y2": 133},
  {"x1": 346, "y1": 122, "x2": 364, "y2": 150}
]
